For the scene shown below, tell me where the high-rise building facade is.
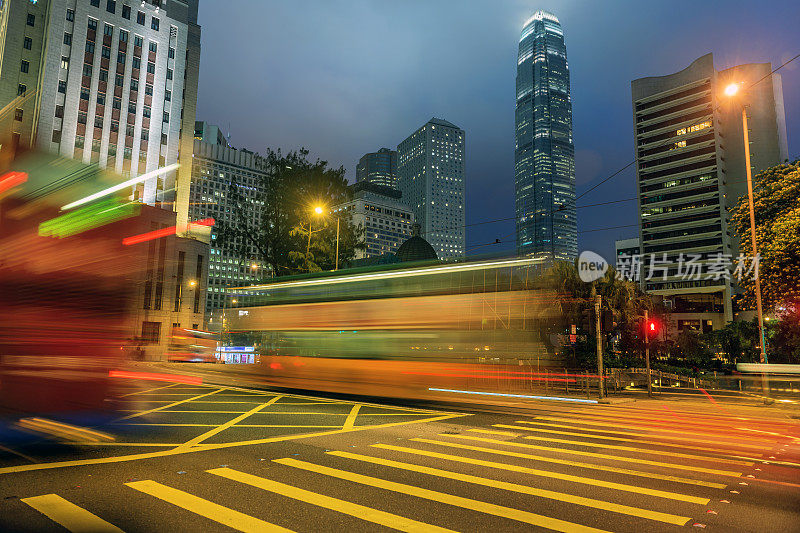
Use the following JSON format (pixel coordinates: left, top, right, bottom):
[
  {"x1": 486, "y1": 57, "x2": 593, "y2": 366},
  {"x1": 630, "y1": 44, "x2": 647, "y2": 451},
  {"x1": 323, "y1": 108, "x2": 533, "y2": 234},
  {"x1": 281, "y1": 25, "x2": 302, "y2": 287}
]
[
  {"x1": 514, "y1": 10, "x2": 576, "y2": 261},
  {"x1": 397, "y1": 117, "x2": 465, "y2": 259},
  {"x1": 632, "y1": 53, "x2": 788, "y2": 330},
  {"x1": 0, "y1": 0, "x2": 200, "y2": 227},
  {"x1": 189, "y1": 132, "x2": 268, "y2": 313},
  {"x1": 333, "y1": 181, "x2": 413, "y2": 259},
  {"x1": 356, "y1": 147, "x2": 397, "y2": 188}
]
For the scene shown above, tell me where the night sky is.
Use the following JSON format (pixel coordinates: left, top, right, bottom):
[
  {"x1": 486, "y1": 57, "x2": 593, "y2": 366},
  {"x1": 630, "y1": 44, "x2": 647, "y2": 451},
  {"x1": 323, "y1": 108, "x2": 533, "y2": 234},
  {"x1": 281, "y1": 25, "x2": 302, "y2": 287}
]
[{"x1": 195, "y1": 0, "x2": 799, "y2": 261}]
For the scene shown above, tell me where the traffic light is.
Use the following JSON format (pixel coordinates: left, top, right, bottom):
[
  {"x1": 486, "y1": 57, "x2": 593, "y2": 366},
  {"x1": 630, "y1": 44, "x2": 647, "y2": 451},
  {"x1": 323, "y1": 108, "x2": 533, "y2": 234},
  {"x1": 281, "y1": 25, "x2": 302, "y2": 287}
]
[{"x1": 645, "y1": 318, "x2": 659, "y2": 339}]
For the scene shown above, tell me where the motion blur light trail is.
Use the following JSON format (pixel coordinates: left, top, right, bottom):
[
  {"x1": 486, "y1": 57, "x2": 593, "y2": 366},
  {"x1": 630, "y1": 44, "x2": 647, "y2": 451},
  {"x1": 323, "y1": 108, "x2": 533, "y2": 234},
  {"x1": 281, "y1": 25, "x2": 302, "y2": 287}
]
[
  {"x1": 38, "y1": 197, "x2": 140, "y2": 238},
  {"x1": 59, "y1": 163, "x2": 179, "y2": 211},
  {"x1": 429, "y1": 388, "x2": 599, "y2": 404},
  {"x1": 122, "y1": 217, "x2": 215, "y2": 245},
  {"x1": 108, "y1": 370, "x2": 203, "y2": 385},
  {"x1": 0, "y1": 171, "x2": 28, "y2": 195}
]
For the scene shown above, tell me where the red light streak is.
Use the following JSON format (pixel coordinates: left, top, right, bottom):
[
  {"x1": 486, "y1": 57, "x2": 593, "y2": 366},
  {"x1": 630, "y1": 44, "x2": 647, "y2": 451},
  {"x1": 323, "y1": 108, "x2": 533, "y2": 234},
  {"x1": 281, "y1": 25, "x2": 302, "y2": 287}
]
[
  {"x1": 0, "y1": 171, "x2": 28, "y2": 195},
  {"x1": 122, "y1": 217, "x2": 215, "y2": 245},
  {"x1": 108, "y1": 370, "x2": 203, "y2": 385},
  {"x1": 402, "y1": 371, "x2": 576, "y2": 382}
]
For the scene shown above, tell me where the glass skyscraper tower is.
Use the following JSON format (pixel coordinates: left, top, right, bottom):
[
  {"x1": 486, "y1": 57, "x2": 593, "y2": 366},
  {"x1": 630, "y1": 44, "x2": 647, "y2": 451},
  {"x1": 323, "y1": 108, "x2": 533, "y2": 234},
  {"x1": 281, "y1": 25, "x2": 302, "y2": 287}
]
[{"x1": 514, "y1": 10, "x2": 576, "y2": 260}]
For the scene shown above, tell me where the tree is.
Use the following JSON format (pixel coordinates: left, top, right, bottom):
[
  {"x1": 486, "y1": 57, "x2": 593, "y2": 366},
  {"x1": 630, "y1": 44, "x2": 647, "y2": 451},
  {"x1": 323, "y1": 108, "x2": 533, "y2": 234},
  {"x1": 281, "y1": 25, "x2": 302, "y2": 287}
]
[
  {"x1": 216, "y1": 148, "x2": 363, "y2": 277},
  {"x1": 731, "y1": 161, "x2": 800, "y2": 312}
]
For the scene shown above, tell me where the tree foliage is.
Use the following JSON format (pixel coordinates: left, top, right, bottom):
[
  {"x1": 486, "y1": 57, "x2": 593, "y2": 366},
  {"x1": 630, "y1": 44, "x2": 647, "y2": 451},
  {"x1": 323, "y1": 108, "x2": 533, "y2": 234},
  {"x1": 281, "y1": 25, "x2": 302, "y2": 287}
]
[
  {"x1": 215, "y1": 148, "x2": 363, "y2": 277},
  {"x1": 731, "y1": 161, "x2": 800, "y2": 311}
]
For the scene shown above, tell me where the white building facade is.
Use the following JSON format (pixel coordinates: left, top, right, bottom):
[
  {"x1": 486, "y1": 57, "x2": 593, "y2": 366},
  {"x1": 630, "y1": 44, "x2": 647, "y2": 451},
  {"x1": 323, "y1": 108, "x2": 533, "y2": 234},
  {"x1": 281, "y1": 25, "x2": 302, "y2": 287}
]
[{"x1": 397, "y1": 117, "x2": 465, "y2": 259}]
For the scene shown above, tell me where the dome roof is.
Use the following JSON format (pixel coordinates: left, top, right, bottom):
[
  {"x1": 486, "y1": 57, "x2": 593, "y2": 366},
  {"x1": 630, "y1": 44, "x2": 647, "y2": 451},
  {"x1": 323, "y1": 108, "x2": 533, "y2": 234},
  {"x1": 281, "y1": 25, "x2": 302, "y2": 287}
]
[{"x1": 396, "y1": 223, "x2": 438, "y2": 262}]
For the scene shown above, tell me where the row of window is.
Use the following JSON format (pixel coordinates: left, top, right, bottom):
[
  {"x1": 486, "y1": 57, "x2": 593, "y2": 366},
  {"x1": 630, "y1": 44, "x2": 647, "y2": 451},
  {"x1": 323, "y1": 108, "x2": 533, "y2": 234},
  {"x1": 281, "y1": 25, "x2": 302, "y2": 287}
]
[{"x1": 87, "y1": 0, "x2": 160, "y2": 30}]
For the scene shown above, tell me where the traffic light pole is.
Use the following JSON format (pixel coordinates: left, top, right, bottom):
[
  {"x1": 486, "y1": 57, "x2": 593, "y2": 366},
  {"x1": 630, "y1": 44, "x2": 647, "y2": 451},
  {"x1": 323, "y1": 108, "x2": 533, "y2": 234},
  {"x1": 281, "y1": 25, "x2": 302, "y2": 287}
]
[
  {"x1": 595, "y1": 294, "x2": 604, "y2": 399},
  {"x1": 644, "y1": 309, "x2": 652, "y2": 398}
]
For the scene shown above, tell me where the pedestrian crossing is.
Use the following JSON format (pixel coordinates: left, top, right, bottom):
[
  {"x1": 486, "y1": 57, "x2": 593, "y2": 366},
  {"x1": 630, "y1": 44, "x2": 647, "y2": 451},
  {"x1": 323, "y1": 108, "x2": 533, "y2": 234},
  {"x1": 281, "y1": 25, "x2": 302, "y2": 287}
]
[{"x1": 14, "y1": 407, "x2": 781, "y2": 532}]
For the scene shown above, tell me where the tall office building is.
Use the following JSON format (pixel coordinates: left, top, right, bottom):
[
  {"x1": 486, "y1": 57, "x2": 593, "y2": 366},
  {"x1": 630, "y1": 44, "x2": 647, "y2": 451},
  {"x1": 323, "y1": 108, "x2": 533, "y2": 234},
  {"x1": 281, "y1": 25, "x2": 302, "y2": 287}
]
[
  {"x1": 0, "y1": 0, "x2": 201, "y2": 228},
  {"x1": 514, "y1": 10, "x2": 576, "y2": 261},
  {"x1": 397, "y1": 117, "x2": 465, "y2": 259},
  {"x1": 189, "y1": 127, "x2": 268, "y2": 313},
  {"x1": 356, "y1": 147, "x2": 397, "y2": 188},
  {"x1": 632, "y1": 53, "x2": 788, "y2": 330}
]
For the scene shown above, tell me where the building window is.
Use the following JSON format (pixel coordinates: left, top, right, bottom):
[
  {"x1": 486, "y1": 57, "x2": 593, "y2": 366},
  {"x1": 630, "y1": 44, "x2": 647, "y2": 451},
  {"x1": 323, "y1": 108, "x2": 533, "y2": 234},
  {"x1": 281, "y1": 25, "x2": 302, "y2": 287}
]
[
  {"x1": 63, "y1": 32, "x2": 72, "y2": 45},
  {"x1": 103, "y1": 23, "x2": 113, "y2": 36},
  {"x1": 111, "y1": 120, "x2": 119, "y2": 131},
  {"x1": 14, "y1": 108, "x2": 23, "y2": 121},
  {"x1": 151, "y1": 17, "x2": 159, "y2": 31},
  {"x1": 131, "y1": 79, "x2": 139, "y2": 91},
  {"x1": 97, "y1": 93, "x2": 105, "y2": 105},
  {"x1": 80, "y1": 88, "x2": 90, "y2": 100},
  {"x1": 141, "y1": 129, "x2": 149, "y2": 141},
  {"x1": 26, "y1": 14, "x2": 35, "y2": 26},
  {"x1": 58, "y1": 80, "x2": 67, "y2": 93},
  {"x1": 166, "y1": 68, "x2": 172, "y2": 80},
  {"x1": 99, "y1": 68, "x2": 108, "y2": 82},
  {"x1": 61, "y1": 56, "x2": 70, "y2": 70},
  {"x1": 141, "y1": 321, "x2": 160, "y2": 344},
  {"x1": 119, "y1": 29, "x2": 128, "y2": 42},
  {"x1": 126, "y1": 124, "x2": 134, "y2": 136},
  {"x1": 164, "y1": 89, "x2": 171, "y2": 102},
  {"x1": 88, "y1": 19, "x2": 97, "y2": 31},
  {"x1": 92, "y1": 139, "x2": 100, "y2": 152},
  {"x1": 75, "y1": 135, "x2": 84, "y2": 148},
  {"x1": 132, "y1": 56, "x2": 140, "y2": 69},
  {"x1": 122, "y1": 4, "x2": 130, "y2": 19},
  {"x1": 17, "y1": 84, "x2": 27, "y2": 96},
  {"x1": 134, "y1": 35, "x2": 143, "y2": 47},
  {"x1": 145, "y1": 84, "x2": 153, "y2": 95},
  {"x1": 101, "y1": 45, "x2": 110, "y2": 58},
  {"x1": 149, "y1": 41, "x2": 157, "y2": 53},
  {"x1": 66, "y1": 9, "x2": 75, "y2": 21},
  {"x1": 52, "y1": 130, "x2": 62, "y2": 143},
  {"x1": 162, "y1": 112, "x2": 169, "y2": 123},
  {"x1": 85, "y1": 41, "x2": 95, "y2": 53},
  {"x1": 77, "y1": 112, "x2": 87, "y2": 124},
  {"x1": 128, "y1": 102, "x2": 136, "y2": 114},
  {"x1": 94, "y1": 116, "x2": 103, "y2": 128},
  {"x1": 20, "y1": 60, "x2": 29, "y2": 73},
  {"x1": 82, "y1": 63, "x2": 92, "y2": 76},
  {"x1": 112, "y1": 97, "x2": 121, "y2": 109},
  {"x1": 106, "y1": 0, "x2": 116, "y2": 13},
  {"x1": 23, "y1": 36, "x2": 32, "y2": 50},
  {"x1": 55, "y1": 105, "x2": 64, "y2": 118},
  {"x1": 146, "y1": 62, "x2": 155, "y2": 74},
  {"x1": 90, "y1": 0, "x2": 100, "y2": 6},
  {"x1": 142, "y1": 105, "x2": 151, "y2": 118},
  {"x1": 123, "y1": 147, "x2": 132, "y2": 159},
  {"x1": 117, "y1": 51, "x2": 126, "y2": 64},
  {"x1": 115, "y1": 74, "x2": 124, "y2": 86},
  {"x1": 168, "y1": 47, "x2": 175, "y2": 59},
  {"x1": 136, "y1": 11, "x2": 145, "y2": 25}
]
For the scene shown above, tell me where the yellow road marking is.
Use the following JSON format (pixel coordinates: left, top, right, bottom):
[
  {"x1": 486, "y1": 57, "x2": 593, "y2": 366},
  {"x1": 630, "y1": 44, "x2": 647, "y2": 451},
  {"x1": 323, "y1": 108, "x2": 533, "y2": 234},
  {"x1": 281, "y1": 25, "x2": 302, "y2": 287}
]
[
  {"x1": 342, "y1": 404, "x2": 361, "y2": 430},
  {"x1": 329, "y1": 451, "x2": 693, "y2": 525},
  {"x1": 126, "y1": 480, "x2": 291, "y2": 532},
  {"x1": 118, "y1": 410, "x2": 429, "y2": 415},
  {"x1": 117, "y1": 424, "x2": 343, "y2": 428},
  {"x1": 409, "y1": 438, "x2": 726, "y2": 489},
  {"x1": 274, "y1": 458, "x2": 611, "y2": 533},
  {"x1": 370, "y1": 444, "x2": 710, "y2": 504},
  {"x1": 483, "y1": 427, "x2": 751, "y2": 466},
  {"x1": 0, "y1": 413, "x2": 467, "y2": 475},
  {"x1": 513, "y1": 420, "x2": 768, "y2": 451},
  {"x1": 208, "y1": 467, "x2": 457, "y2": 533},
  {"x1": 468, "y1": 428, "x2": 516, "y2": 436},
  {"x1": 119, "y1": 382, "x2": 178, "y2": 398},
  {"x1": 117, "y1": 388, "x2": 225, "y2": 420},
  {"x1": 21, "y1": 494, "x2": 123, "y2": 533},
  {"x1": 530, "y1": 416, "x2": 776, "y2": 444},
  {"x1": 442, "y1": 434, "x2": 745, "y2": 477},
  {"x1": 73, "y1": 442, "x2": 183, "y2": 447},
  {"x1": 178, "y1": 396, "x2": 283, "y2": 449}
]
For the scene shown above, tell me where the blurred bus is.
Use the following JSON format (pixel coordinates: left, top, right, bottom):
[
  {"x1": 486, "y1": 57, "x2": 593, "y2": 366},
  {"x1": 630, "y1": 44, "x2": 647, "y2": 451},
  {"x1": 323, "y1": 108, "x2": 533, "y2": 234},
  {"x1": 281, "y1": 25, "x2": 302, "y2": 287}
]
[
  {"x1": 222, "y1": 257, "x2": 564, "y2": 399},
  {"x1": 166, "y1": 327, "x2": 219, "y2": 363}
]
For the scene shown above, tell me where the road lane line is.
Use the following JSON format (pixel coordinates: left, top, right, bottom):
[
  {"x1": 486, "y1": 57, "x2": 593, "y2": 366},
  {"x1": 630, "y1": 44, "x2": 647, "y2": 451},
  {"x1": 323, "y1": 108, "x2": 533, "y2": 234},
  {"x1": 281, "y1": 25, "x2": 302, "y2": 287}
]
[
  {"x1": 0, "y1": 414, "x2": 467, "y2": 475},
  {"x1": 274, "y1": 458, "x2": 611, "y2": 533},
  {"x1": 21, "y1": 494, "x2": 123, "y2": 533},
  {"x1": 513, "y1": 420, "x2": 768, "y2": 451},
  {"x1": 342, "y1": 404, "x2": 361, "y2": 430},
  {"x1": 442, "y1": 434, "x2": 745, "y2": 477},
  {"x1": 125, "y1": 480, "x2": 291, "y2": 532},
  {"x1": 207, "y1": 467, "x2": 457, "y2": 533},
  {"x1": 479, "y1": 427, "x2": 751, "y2": 466},
  {"x1": 409, "y1": 438, "x2": 726, "y2": 489},
  {"x1": 178, "y1": 396, "x2": 283, "y2": 449},
  {"x1": 327, "y1": 451, "x2": 693, "y2": 525},
  {"x1": 116, "y1": 388, "x2": 226, "y2": 420},
  {"x1": 370, "y1": 444, "x2": 710, "y2": 504}
]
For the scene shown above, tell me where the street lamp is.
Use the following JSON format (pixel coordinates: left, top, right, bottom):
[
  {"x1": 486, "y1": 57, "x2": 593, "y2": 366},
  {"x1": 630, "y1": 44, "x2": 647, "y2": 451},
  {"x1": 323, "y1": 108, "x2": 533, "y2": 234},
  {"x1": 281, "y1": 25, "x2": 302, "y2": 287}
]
[{"x1": 723, "y1": 81, "x2": 768, "y2": 367}]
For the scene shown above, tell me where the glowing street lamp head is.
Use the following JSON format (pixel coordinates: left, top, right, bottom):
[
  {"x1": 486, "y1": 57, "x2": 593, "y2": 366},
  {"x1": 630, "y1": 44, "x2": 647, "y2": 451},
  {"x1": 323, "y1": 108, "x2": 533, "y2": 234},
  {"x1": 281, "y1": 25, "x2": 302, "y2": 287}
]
[
  {"x1": 188, "y1": 279, "x2": 197, "y2": 287},
  {"x1": 724, "y1": 82, "x2": 740, "y2": 97},
  {"x1": 231, "y1": 299, "x2": 237, "y2": 304},
  {"x1": 251, "y1": 263, "x2": 258, "y2": 270},
  {"x1": 314, "y1": 206, "x2": 324, "y2": 215}
]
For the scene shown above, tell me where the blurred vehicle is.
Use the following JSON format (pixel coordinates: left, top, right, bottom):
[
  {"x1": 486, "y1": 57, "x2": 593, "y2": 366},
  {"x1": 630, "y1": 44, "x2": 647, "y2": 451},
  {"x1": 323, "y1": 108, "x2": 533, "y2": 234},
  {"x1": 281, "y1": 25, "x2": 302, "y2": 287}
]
[
  {"x1": 222, "y1": 257, "x2": 564, "y2": 399},
  {"x1": 166, "y1": 327, "x2": 219, "y2": 363}
]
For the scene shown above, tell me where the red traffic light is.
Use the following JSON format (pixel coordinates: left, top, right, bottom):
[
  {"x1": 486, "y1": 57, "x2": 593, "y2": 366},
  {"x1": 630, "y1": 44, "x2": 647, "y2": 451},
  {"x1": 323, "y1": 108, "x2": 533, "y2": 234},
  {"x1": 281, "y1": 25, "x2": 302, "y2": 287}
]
[{"x1": 645, "y1": 319, "x2": 659, "y2": 338}]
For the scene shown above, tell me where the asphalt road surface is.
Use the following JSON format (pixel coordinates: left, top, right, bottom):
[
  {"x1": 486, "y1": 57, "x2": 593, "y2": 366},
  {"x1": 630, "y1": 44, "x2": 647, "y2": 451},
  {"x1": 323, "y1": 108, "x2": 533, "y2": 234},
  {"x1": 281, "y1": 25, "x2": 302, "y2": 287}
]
[{"x1": 1, "y1": 373, "x2": 799, "y2": 532}]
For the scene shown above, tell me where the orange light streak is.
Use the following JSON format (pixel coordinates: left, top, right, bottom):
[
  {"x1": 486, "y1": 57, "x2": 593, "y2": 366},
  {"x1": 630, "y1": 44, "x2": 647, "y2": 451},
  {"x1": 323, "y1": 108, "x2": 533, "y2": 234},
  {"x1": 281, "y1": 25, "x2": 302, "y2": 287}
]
[
  {"x1": 0, "y1": 171, "x2": 28, "y2": 195},
  {"x1": 108, "y1": 370, "x2": 203, "y2": 385}
]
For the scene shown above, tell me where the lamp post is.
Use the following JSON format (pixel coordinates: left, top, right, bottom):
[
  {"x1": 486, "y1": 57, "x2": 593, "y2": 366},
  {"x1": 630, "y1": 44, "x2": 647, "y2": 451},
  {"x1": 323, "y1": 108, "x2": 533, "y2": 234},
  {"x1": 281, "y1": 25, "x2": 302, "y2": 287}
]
[
  {"x1": 724, "y1": 83, "x2": 768, "y2": 366},
  {"x1": 309, "y1": 205, "x2": 340, "y2": 271}
]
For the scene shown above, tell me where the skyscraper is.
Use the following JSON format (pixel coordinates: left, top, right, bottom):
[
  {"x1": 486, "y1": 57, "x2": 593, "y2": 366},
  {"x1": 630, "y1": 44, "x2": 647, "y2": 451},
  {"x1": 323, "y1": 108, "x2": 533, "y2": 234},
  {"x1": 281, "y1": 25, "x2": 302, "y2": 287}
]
[
  {"x1": 356, "y1": 147, "x2": 397, "y2": 188},
  {"x1": 397, "y1": 117, "x2": 465, "y2": 259},
  {"x1": 632, "y1": 53, "x2": 788, "y2": 330},
  {"x1": 0, "y1": 0, "x2": 201, "y2": 228},
  {"x1": 514, "y1": 10, "x2": 576, "y2": 261}
]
